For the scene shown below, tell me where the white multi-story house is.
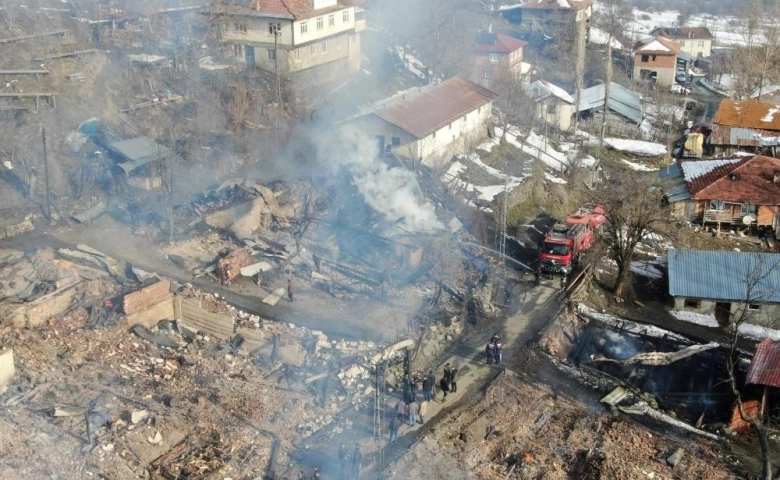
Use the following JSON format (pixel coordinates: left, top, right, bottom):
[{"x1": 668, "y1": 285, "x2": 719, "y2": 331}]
[
  {"x1": 650, "y1": 27, "x2": 714, "y2": 58},
  {"x1": 346, "y1": 77, "x2": 498, "y2": 168},
  {"x1": 210, "y1": 0, "x2": 365, "y2": 83}
]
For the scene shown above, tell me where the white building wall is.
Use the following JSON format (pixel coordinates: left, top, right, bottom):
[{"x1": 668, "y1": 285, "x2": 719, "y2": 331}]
[
  {"x1": 293, "y1": 7, "x2": 355, "y2": 45},
  {"x1": 678, "y1": 38, "x2": 712, "y2": 58}
]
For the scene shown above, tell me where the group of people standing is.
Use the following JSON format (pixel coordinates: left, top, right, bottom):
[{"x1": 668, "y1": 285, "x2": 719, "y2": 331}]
[{"x1": 486, "y1": 333, "x2": 503, "y2": 365}]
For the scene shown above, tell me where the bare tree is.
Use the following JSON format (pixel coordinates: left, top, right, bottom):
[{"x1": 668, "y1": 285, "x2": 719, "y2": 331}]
[
  {"x1": 572, "y1": 11, "x2": 587, "y2": 134},
  {"x1": 601, "y1": 171, "x2": 669, "y2": 299},
  {"x1": 0, "y1": 0, "x2": 20, "y2": 31},
  {"x1": 491, "y1": 64, "x2": 535, "y2": 143},
  {"x1": 594, "y1": 0, "x2": 634, "y2": 149},
  {"x1": 731, "y1": 0, "x2": 780, "y2": 99},
  {"x1": 723, "y1": 255, "x2": 780, "y2": 480}
]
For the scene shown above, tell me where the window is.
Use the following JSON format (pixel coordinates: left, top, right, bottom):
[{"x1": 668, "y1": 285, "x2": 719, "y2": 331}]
[
  {"x1": 652, "y1": 54, "x2": 657, "y2": 61},
  {"x1": 310, "y1": 44, "x2": 316, "y2": 55},
  {"x1": 482, "y1": 70, "x2": 492, "y2": 79},
  {"x1": 488, "y1": 53, "x2": 499, "y2": 63},
  {"x1": 232, "y1": 45, "x2": 244, "y2": 57},
  {"x1": 317, "y1": 17, "x2": 323, "y2": 30},
  {"x1": 710, "y1": 200, "x2": 724, "y2": 210},
  {"x1": 322, "y1": 40, "x2": 328, "y2": 53},
  {"x1": 641, "y1": 54, "x2": 649, "y2": 62},
  {"x1": 547, "y1": 103, "x2": 557, "y2": 115},
  {"x1": 295, "y1": 49, "x2": 301, "y2": 62},
  {"x1": 269, "y1": 22, "x2": 281, "y2": 35},
  {"x1": 749, "y1": 304, "x2": 761, "y2": 311},
  {"x1": 343, "y1": 10, "x2": 350, "y2": 22},
  {"x1": 392, "y1": 137, "x2": 401, "y2": 146},
  {"x1": 267, "y1": 49, "x2": 276, "y2": 61},
  {"x1": 680, "y1": 41, "x2": 685, "y2": 47},
  {"x1": 234, "y1": 23, "x2": 247, "y2": 33},
  {"x1": 684, "y1": 298, "x2": 702, "y2": 309},
  {"x1": 698, "y1": 41, "x2": 704, "y2": 47},
  {"x1": 300, "y1": 21, "x2": 308, "y2": 34},
  {"x1": 329, "y1": 14, "x2": 335, "y2": 27},
  {"x1": 741, "y1": 203, "x2": 755, "y2": 215}
]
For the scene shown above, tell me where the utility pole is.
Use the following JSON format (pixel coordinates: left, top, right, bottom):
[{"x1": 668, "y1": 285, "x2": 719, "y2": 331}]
[
  {"x1": 500, "y1": 175, "x2": 508, "y2": 259},
  {"x1": 572, "y1": 14, "x2": 586, "y2": 134},
  {"x1": 41, "y1": 127, "x2": 52, "y2": 221},
  {"x1": 274, "y1": 25, "x2": 281, "y2": 144}
]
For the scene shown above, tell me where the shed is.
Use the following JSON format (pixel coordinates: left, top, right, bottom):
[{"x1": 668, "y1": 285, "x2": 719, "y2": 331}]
[
  {"x1": 109, "y1": 136, "x2": 172, "y2": 174},
  {"x1": 668, "y1": 249, "x2": 780, "y2": 326},
  {"x1": 576, "y1": 82, "x2": 643, "y2": 126}
]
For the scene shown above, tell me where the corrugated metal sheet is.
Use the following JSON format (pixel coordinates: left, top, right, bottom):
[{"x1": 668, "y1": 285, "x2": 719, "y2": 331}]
[
  {"x1": 747, "y1": 339, "x2": 780, "y2": 387},
  {"x1": 577, "y1": 83, "x2": 643, "y2": 125},
  {"x1": 109, "y1": 137, "x2": 172, "y2": 174},
  {"x1": 666, "y1": 183, "x2": 691, "y2": 202},
  {"x1": 373, "y1": 77, "x2": 498, "y2": 139},
  {"x1": 668, "y1": 249, "x2": 780, "y2": 302}
]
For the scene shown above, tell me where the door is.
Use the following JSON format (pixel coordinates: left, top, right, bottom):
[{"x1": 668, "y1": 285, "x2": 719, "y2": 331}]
[
  {"x1": 245, "y1": 46, "x2": 255, "y2": 68},
  {"x1": 715, "y1": 302, "x2": 731, "y2": 326},
  {"x1": 375, "y1": 136, "x2": 385, "y2": 156}
]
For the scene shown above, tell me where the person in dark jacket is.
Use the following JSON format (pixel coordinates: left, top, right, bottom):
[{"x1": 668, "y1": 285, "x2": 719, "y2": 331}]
[
  {"x1": 439, "y1": 376, "x2": 450, "y2": 402},
  {"x1": 422, "y1": 374, "x2": 433, "y2": 402},
  {"x1": 351, "y1": 444, "x2": 362, "y2": 478},
  {"x1": 486, "y1": 342, "x2": 495, "y2": 365},
  {"x1": 494, "y1": 341, "x2": 503, "y2": 364},
  {"x1": 288, "y1": 278, "x2": 294, "y2": 302},
  {"x1": 450, "y1": 365, "x2": 459, "y2": 393},
  {"x1": 389, "y1": 415, "x2": 402, "y2": 443}
]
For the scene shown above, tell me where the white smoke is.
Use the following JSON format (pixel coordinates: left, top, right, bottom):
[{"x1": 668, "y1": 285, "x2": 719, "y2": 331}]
[{"x1": 326, "y1": 127, "x2": 443, "y2": 233}]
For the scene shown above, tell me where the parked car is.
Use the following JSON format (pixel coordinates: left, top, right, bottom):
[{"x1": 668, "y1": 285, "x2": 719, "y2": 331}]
[{"x1": 670, "y1": 84, "x2": 691, "y2": 95}]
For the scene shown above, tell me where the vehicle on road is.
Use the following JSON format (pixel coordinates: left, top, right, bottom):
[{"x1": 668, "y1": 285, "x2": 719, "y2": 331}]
[
  {"x1": 670, "y1": 84, "x2": 691, "y2": 95},
  {"x1": 539, "y1": 204, "x2": 606, "y2": 274}
]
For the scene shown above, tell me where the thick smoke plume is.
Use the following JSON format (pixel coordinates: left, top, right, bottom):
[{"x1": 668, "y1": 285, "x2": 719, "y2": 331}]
[{"x1": 325, "y1": 127, "x2": 443, "y2": 233}]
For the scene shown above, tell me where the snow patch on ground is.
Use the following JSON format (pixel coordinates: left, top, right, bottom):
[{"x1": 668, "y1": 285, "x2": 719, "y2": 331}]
[
  {"x1": 589, "y1": 26, "x2": 625, "y2": 50},
  {"x1": 497, "y1": 127, "x2": 569, "y2": 171},
  {"x1": 579, "y1": 305, "x2": 690, "y2": 341},
  {"x1": 739, "y1": 323, "x2": 780, "y2": 341},
  {"x1": 671, "y1": 310, "x2": 719, "y2": 328},
  {"x1": 605, "y1": 138, "x2": 667, "y2": 156},
  {"x1": 621, "y1": 159, "x2": 659, "y2": 172},
  {"x1": 441, "y1": 154, "x2": 529, "y2": 205},
  {"x1": 545, "y1": 172, "x2": 567, "y2": 184}
]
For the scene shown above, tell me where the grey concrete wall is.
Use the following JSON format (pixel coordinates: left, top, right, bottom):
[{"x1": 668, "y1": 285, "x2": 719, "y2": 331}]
[
  {"x1": 124, "y1": 298, "x2": 175, "y2": 329},
  {"x1": 673, "y1": 296, "x2": 780, "y2": 328},
  {"x1": 179, "y1": 297, "x2": 235, "y2": 340}
]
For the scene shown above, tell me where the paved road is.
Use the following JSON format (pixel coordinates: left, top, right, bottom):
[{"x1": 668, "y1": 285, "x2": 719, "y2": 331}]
[{"x1": 690, "y1": 78, "x2": 725, "y2": 125}]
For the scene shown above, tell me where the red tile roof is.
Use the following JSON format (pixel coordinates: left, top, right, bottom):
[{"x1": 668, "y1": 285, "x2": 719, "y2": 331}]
[
  {"x1": 686, "y1": 159, "x2": 745, "y2": 196},
  {"x1": 373, "y1": 77, "x2": 498, "y2": 139},
  {"x1": 633, "y1": 36, "x2": 681, "y2": 54},
  {"x1": 651, "y1": 26, "x2": 715, "y2": 40},
  {"x1": 213, "y1": 0, "x2": 347, "y2": 20},
  {"x1": 474, "y1": 32, "x2": 527, "y2": 54},
  {"x1": 693, "y1": 155, "x2": 780, "y2": 204},
  {"x1": 714, "y1": 100, "x2": 780, "y2": 131},
  {"x1": 747, "y1": 339, "x2": 780, "y2": 388}
]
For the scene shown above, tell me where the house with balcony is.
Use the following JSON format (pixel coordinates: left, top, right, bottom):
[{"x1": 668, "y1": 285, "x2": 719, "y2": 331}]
[
  {"x1": 660, "y1": 155, "x2": 780, "y2": 234},
  {"x1": 500, "y1": 0, "x2": 592, "y2": 44},
  {"x1": 711, "y1": 99, "x2": 780, "y2": 156},
  {"x1": 649, "y1": 27, "x2": 714, "y2": 59},
  {"x1": 633, "y1": 35, "x2": 680, "y2": 87},
  {"x1": 210, "y1": 0, "x2": 365, "y2": 85},
  {"x1": 345, "y1": 76, "x2": 497, "y2": 168},
  {"x1": 469, "y1": 29, "x2": 529, "y2": 87}
]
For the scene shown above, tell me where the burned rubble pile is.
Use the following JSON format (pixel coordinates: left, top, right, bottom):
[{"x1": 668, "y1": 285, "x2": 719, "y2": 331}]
[
  {"x1": 536, "y1": 304, "x2": 757, "y2": 440},
  {"x1": 0, "y1": 271, "x2": 408, "y2": 479},
  {"x1": 390, "y1": 373, "x2": 731, "y2": 479}
]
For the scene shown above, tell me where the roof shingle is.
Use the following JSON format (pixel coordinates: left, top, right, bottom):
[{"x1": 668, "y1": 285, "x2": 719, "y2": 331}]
[
  {"x1": 692, "y1": 155, "x2": 780, "y2": 204},
  {"x1": 651, "y1": 26, "x2": 715, "y2": 41},
  {"x1": 372, "y1": 77, "x2": 497, "y2": 139}
]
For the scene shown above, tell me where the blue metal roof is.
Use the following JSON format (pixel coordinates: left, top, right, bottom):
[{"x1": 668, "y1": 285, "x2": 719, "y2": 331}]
[
  {"x1": 668, "y1": 249, "x2": 780, "y2": 302},
  {"x1": 577, "y1": 83, "x2": 643, "y2": 125}
]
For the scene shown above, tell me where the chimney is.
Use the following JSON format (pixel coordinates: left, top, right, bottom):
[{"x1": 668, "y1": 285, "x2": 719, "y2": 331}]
[{"x1": 773, "y1": 170, "x2": 780, "y2": 184}]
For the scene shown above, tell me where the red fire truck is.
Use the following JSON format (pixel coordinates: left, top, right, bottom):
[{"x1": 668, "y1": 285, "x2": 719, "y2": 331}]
[{"x1": 539, "y1": 204, "x2": 606, "y2": 274}]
